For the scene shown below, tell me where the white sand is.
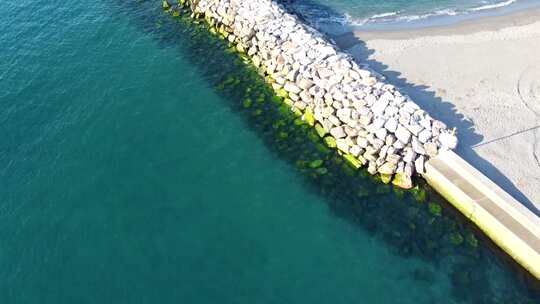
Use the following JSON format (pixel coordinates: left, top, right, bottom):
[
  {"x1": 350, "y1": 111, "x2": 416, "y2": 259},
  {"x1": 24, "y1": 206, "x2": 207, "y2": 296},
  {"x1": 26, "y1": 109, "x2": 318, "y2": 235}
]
[{"x1": 335, "y1": 9, "x2": 540, "y2": 213}]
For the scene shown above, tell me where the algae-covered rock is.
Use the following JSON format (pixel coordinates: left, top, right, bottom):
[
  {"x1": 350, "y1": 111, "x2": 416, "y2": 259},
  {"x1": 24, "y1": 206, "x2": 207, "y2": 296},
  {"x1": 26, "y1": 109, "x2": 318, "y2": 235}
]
[
  {"x1": 411, "y1": 186, "x2": 427, "y2": 202},
  {"x1": 272, "y1": 119, "x2": 286, "y2": 130},
  {"x1": 256, "y1": 94, "x2": 265, "y2": 104},
  {"x1": 236, "y1": 44, "x2": 245, "y2": 53},
  {"x1": 324, "y1": 136, "x2": 337, "y2": 148},
  {"x1": 343, "y1": 154, "x2": 362, "y2": 169},
  {"x1": 303, "y1": 107, "x2": 315, "y2": 126},
  {"x1": 380, "y1": 174, "x2": 392, "y2": 184},
  {"x1": 283, "y1": 98, "x2": 294, "y2": 107},
  {"x1": 449, "y1": 232, "x2": 464, "y2": 245},
  {"x1": 392, "y1": 173, "x2": 413, "y2": 189},
  {"x1": 428, "y1": 202, "x2": 442, "y2": 217},
  {"x1": 278, "y1": 104, "x2": 290, "y2": 116},
  {"x1": 278, "y1": 132, "x2": 288, "y2": 140},
  {"x1": 293, "y1": 118, "x2": 305, "y2": 126},
  {"x1": 291, "y1": 107, "x2": 303, "y2": 117},
  {"x1": 276, "y1": 88, "x2": 289, "y2": 99},
  {"x1": 243, "y1": 98, "x2": 252, "y2": 108},
  {"x1": 466, "y1": 233, "x2": 478, "y2": 248},
  {"x1": 239, "y1": 53, "x2": 250, "y2": 63},
  {"x1": 307, "y1": 130, "x2": 320, "y2": 143},
  {"x1": 271, "y1": 95, "x2": 283, "y2": 104},
  {"x1": 309, "y1": 159, "x2": 324, "y2": 169},
  {"x1": 204, "y1": 14, "x2": 214, "y2": 25},
  {"x1": 315, "y1": 167, "x2": 328, "y2": 175},
  {"x1": 342, "y1": 162, "x2": 356, "y2": 176},
  {"x1": 162, "y1": 0, "x2": 171, "y2": 10},
  {"x1": 172, "y1": 10, "x2": 180, "y2": 17},
  {"x1": 218, "y1": 26, "x2": 229, "y2": 38},
  {"x1": 315, "y1": 143, "x2": 331, "y2": 155},
  {"x1": 314, "y1": 123, "x2": 327, "y2": 137}
]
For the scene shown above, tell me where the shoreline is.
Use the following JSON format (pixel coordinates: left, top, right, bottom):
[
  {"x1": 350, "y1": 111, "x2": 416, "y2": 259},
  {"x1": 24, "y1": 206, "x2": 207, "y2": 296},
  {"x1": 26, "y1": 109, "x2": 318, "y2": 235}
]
[
  {"x1": 334, "y1": 8, "x2": 540, "y2": 212},
  {"x1": 350, "y1": 6, "x2": 540, "y2": 39},
  {"x1": 346, "y1": 0, "x2": 540, "y2": 32}
]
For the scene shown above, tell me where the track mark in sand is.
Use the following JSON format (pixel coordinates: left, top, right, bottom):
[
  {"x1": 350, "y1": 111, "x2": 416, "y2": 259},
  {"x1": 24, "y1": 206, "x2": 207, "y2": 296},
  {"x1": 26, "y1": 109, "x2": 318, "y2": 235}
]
[{"x1": 517, "y1": 65, "x2": 540, "y2": 168}]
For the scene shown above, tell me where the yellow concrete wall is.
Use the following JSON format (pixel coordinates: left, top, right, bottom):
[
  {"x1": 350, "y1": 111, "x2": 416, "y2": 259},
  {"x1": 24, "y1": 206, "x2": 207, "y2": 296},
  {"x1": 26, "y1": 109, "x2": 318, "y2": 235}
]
[{"x1": 424, "y1": 150, "x2": 540, "y2": 280}]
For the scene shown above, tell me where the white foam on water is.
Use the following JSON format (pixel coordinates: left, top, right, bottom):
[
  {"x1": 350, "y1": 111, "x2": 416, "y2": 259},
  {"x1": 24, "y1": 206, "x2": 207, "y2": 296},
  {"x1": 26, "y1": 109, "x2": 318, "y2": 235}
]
[
  {"x1": 370, "y1": 11, "x2": 400, "y2": 19},
  {"x1": 311, "y1": 0, "x2": 523, "y2": 28},
  {"x1": 469, "y1": 0, "x2": 518, "y2": 11},
  {"x1": 394, "y1": 8, "x2": 459, "y2": 22}
]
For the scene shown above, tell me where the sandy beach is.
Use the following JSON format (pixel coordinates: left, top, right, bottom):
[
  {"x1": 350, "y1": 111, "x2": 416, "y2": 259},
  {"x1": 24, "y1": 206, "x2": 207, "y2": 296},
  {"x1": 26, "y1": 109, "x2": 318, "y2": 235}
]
[{"x1": 333, "y1": 8, "x2": 540, "y2": 213}]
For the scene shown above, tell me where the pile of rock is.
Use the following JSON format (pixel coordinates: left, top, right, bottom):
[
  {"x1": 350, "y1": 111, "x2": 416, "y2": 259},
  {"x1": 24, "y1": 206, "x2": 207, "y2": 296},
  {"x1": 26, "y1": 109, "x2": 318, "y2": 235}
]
[{"x1": 171, "y1": 0, "x2": 458, "y2": 188}]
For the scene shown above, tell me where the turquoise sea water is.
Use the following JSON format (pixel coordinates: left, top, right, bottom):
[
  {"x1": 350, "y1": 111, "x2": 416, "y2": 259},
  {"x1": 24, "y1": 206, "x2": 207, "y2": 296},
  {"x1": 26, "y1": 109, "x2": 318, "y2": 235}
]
[
  {"x1": 1, "y1": 0, "x2": 539, "y2": 303},
  {"x1": 283, "y1": 0, "x2": 540, "y2": 29}
]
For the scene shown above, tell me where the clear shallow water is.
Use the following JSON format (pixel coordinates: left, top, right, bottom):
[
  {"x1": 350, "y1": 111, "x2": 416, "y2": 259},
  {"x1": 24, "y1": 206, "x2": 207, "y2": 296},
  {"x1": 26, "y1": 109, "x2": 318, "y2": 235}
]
[
  {"x1": 1, "y1": 0, "x2": 539, "y2": 303},
  {"x1": 282, "y1": 0, "x2": 540, "y2": 30}
]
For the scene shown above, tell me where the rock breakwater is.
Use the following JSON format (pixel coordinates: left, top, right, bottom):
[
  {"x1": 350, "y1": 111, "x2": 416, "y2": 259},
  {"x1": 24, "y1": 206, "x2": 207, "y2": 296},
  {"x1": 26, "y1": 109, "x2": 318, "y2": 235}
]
[{"x1": 166, "y1": 0, "x2": 458, "y2": 188}]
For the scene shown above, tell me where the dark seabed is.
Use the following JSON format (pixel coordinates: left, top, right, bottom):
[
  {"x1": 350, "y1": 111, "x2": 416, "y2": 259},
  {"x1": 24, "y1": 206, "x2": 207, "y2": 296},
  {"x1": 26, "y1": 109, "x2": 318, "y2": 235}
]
[{"x1": 0, "y1": 0, "x2": 539, "y2": 303}]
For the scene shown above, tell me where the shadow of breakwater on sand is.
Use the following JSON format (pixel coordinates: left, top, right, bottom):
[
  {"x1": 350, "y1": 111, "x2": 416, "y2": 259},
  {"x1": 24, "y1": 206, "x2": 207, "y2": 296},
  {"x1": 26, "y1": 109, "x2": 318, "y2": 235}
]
[
  {"x1": 108, "y1": 1, "x2": 540, "y2": 302},
  {"x1": 276, "y1": 0, "x2": 540, "y2": 216}
]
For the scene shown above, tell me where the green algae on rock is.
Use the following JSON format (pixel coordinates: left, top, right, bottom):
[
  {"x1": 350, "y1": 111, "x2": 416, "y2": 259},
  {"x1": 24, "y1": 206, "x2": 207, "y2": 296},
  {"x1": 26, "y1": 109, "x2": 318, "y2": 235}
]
[
  {"x1": 162, "y1": 0, "x2": 170, "y2": 10},
  {"x1": 176, "y1": 0, "x2": 461, "y2": 193},
  {"x1": 429, "y1": 202, "x2": 442, "y2": 217},
  {"x1": 380, "y1": 174, "x2": 392, "y2": 184},
  {"x1": 321, "y1": 136, "x2": 335, "y2": 149},
  {"x1": 449, "y1": 232, "x2": 464, "y2": 246},
  {"x1": 154, "y1": 6, "x2": 540, "y2": 302},
  {"x1": 343, "y1": 154, "x2": 362, "y2": 169},
  {"x1": 392, "y1": 172, "x2": 413, "y2": 189},
  {"x1": 309, "y1": 159, "x2": 324, "y2": 169},
  {"x1": 411, "y1": 186, "x2": 427, "y2": 203},
  {"x1": 303, "y1": 107, "x2": 315, "y2": 126}
]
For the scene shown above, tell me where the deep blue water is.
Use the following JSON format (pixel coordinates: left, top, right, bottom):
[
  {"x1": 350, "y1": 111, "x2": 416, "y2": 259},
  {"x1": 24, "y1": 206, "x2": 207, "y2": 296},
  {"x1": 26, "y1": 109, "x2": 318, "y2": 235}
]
[{"x1": 1, "y1": 0, "x2": 539, "y2": 303}]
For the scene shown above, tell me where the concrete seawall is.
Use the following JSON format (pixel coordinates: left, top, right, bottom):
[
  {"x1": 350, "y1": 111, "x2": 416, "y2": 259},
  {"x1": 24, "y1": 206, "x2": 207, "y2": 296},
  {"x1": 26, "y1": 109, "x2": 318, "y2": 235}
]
[
  {"x1": 424, "y1": 151, "x2": 540, "y2": 280},
  {"x1": 165, "y1": 0, "x2": 540, "y2": 281}
]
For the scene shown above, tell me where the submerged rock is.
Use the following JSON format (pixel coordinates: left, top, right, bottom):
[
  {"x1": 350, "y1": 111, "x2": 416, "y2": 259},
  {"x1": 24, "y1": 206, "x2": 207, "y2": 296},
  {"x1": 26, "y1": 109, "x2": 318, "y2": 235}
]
[
  {"x1": 324, "y1": 136, "x2": 337, "y2": 148},
  {"x1": 182, "y1": 0, "x2": 460, "y2": 197},
  {"x1": 162, "y1": 0, "x2": 170, "y2": 10},
  {"x1": 411, "y1": 186, "x2": 427, "y2": 202},
  {"x1": 303, "y1": 108, "x2": 315, "y2": 126},
  {"x1": 449, "y1": 232, "x2": 464, "y2": 245},
  {"x1": 466, "y1": 233, "x2": 479, "y2": 248},
  {"x1": 344, "y1": 154, "x2": 363, "y2": 169},
  {"x1": 380, "y1": 174, "x2": 392, "y2": 184},
  {"x1": 392, "y1": 173, "x2": 413, "y2": 189},
  {"x1": 429, "y1": 202, "x2": 442, "y2": 217},
  {"x1": 309, "y1": 159, "x2": 324, "y2": 169},
  {"x1": 314, "y1": 123, "x2": 327, "y2": 137}
]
